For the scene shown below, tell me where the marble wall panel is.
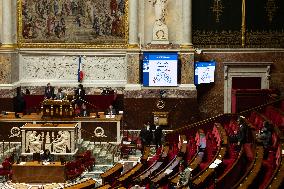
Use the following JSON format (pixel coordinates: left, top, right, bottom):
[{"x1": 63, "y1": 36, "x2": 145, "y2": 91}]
[
  {"x1": 0, "y1": 54, "x2": 12, "y2": 84},
  {"x1": 126, "y1": 53, "x2": 140, "y2": 84},
  {"x1": 20, "y1": 55, "x2": 126, "y2": 83},
  {"x1": 180, "y1": 53, "x2": 194, "y2": 84},
  {"x1": 124, "y1": 88, "x2": 197, "y2": 99}
]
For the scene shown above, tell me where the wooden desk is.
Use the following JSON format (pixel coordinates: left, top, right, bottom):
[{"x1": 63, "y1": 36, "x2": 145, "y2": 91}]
[
  {"x1": 41, "y1": 99, "x2": 74, "y2": 119},
  {"x1": 12, "y1": 161, "x2": 66, "y2": 183}
]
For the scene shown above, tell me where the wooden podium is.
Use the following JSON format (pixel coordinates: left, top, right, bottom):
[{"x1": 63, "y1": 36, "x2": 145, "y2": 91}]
[
  {"x1": 41, "y1": 99, "x2": 74, "y2": 119},
  {"x1": 153, "y1": 112, "x2": 169, "y2": 126}
]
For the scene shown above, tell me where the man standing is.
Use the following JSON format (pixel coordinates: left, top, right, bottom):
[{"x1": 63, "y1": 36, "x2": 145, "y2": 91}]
[
  {"x1": 44, "y1": 83, "x2": 54, "y2": 99},
  {"x1": 139, "y1": 122, "x2": 153, "y2": 154},
  {"x1": 154, "y1": 124, "x2": 163, "y2": 149},
  {"x1": 75, "y1": 84, "x2": 85, "y2": 105}
]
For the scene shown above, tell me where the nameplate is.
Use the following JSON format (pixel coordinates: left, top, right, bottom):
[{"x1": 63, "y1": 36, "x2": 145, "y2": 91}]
[{"x1": 106, "y1": 115, "x2": 115, "y2": 118}]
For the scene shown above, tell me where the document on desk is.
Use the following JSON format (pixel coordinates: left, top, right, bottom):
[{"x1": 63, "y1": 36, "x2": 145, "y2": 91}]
[
  {"x1": 19, "y1": 162, "x2": 26, "y2": 165},
  {"x1": 165, "y1": 169, "x2": 173, "y2": 175},
  {"x1": 43, "y1": 162, "x2": 50, "y2": 165}
]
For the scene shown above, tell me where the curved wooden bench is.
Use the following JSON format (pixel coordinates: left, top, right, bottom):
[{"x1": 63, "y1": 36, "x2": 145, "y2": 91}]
[
  {"x1": 64, "y1": 178, "x2": 96, "y2": 189},
  {"x1": 100, "y1": 163, "x2": 123, "y2": 185},
  {"x1": 268, "y1": 158, "x2": 284, "y2": 188},
  {"x1": 192, "y1": 146, "x2": 227, "y2": 188},
  {"x1": 151, "y1": 156, "x2": 181, "y2": 185},
  {"x1": 148, "y1": 135, "x2": 187, "y2": 187},
  {"x1": 117, "y1": 163, "x2": 143, "y2": 186},
  {"x1": 169, "y1": 153, "x2": 197, "y2": 186},
  {"x1": 134, "y1": 145, "x2": 171, "y2": 182},
  {"x1": 95, "y1": 184, "x2": 111, "y2": 189},
  {"x1": 216, "y1": 146, "x2": 244, "y2": 188},
  {"x1": 234, "y1": 146, "x2": 264, "y2": 189}
]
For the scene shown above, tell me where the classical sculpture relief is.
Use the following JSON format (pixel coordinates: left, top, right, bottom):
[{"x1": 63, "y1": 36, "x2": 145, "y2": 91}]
[
  {"x1": 52, "y1": 131, "x2": 70, "y2": 153},
  {"x1": 150, "y1": 0, "x2": 169, "y2": 44},
  {"x1": 26, "y1": 131, "x2": 42, "y2": 153}
]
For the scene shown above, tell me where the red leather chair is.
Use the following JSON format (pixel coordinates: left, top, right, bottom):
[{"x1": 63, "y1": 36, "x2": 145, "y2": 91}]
[
  {"x1": 0, "y1": 160, "x2": 12, "y2": 180},
  {"x1": 66, "y1": 161, "x2": 79, "y2": 180}
]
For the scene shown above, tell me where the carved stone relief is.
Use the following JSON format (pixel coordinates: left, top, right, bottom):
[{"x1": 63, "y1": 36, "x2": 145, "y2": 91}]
[{"x1": 21, "y1": 55, "x2": 126, "y2": 83}]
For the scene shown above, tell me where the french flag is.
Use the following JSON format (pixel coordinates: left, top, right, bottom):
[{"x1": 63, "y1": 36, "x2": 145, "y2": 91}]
[{"x1": 78, "y1": 56, "x2": 84, "y2": 82}]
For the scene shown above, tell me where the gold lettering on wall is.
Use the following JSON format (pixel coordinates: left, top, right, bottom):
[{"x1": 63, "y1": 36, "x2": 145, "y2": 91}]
[
  {"x1": 265, "y1": 0, "x2": 278, "y2": 23},
  {"x1": 210, "y1": 0, "x2": 224, "y2": 23}
]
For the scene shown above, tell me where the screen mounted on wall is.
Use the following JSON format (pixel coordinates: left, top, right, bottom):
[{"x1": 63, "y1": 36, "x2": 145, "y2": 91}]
[
  {"x1": 194, "y1": 61, "x2": 216, "y2": 85},
  {"x1": 143, "y1": 52, "x2": 178, "y2": 87}
]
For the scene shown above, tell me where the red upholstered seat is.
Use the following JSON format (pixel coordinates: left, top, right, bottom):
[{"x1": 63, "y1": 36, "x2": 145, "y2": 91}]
[
  {"x1": 243, "y1": 143, "x2": 254, "y2": 161},
  {"x1": 262, "y1": 151, "x2": 275, "y2": 168},
  {"x1": 0, "y1": 160, "x2": 12, "y2": 180}
]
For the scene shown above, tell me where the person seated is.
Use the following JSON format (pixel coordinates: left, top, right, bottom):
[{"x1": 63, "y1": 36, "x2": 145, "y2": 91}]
[
  {"x1": 177, "y1": 161, "x2": 192, "y2": 187},
  {"x1": 198, "y1": 129, "x2": 206, "y2": 152},
  {"x1": 41, "y1": 149, "x2": 53, "y2": 162},
  {"x1": 74, "y1": 103, "x2": 81, "y2": 117},
  {"x1": 81, "y1": 103, "x2": 87, "y2": 117},
  {"x1": 44, "y1": 83, "x2": 55, "y2": 99},
  {"x1": 258, "y1": 121, "x2": 272, "y2": 159},
  {"x1": 56, "y1": 88, "x2": 66, "y2": 100},
  {"x1": 105, "y1": 105, "x2": 116, "y2": 115}
]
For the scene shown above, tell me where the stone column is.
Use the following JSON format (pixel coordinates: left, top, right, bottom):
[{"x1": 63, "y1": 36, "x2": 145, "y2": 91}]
[
  {"x1": 128, "y1": 0, "x2": 139, "y2": 47},
  {"x1": 125, "y1": 50, "x2": 141, "y2": 90},
  {"x1": 179, "y1": 51, "x2": 196, "y2": 90},
  {"x1": 0, "y1": 0, "x2": 2, "y2": 44},
  {"x1": 70, "y1": 130, "x2": 75, "y2": 153},
  {"x1": 181, "y1": 0, "x2": 192, "y2": 47},
  {"x1": 21, "y1": 130, "x2": 25, "y2": 154},
  {"x1": 1, "y1": 0, "x2": 14, "y2": 48}
]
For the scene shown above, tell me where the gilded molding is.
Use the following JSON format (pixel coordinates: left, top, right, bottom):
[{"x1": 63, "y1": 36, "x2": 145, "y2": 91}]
[
  {"x1": 241, "y1": 0, "x2": 246, "y2": 47},
  {"x1": 0, "y1": 44, "x2": 18, "y2": 49}
]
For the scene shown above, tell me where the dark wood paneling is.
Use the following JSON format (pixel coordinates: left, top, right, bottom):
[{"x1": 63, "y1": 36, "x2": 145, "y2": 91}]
[
  {"x1": 0, "y1": 122, "x2": 27, "y2": 142},
  {"x1": 123, "y1": 98, "x2": 200, "y2": 130},
  {"x1": 81, "y1": 122, "x2": 118, "y2": 142},
  {"x1": 0, "y1": 98, "x2": 14, "y2": 112}
]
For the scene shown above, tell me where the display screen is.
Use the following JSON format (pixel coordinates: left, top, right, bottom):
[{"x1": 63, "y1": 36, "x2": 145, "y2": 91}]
[
  {"x1": 143, "y1": 52, "x2": 178, "y2": 87},
  {"x1": 194, "y1": 61, "x2": 216, "y2": 85}
]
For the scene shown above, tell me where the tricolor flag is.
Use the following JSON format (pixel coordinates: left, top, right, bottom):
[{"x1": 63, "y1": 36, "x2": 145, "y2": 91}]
[{"x1": 78, "y1": 56, "x2": 84, "y2": 82}]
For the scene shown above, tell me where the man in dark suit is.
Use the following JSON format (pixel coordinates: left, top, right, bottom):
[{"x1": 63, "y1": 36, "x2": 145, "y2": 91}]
[
  {"x1": 139, "y1": 122, "x2": 153, "y2": 154},
  {"x1": 74, "y1": 84, "x2": 85, "y2": 106},
  {"x1": 44, "y1": 83, "x2": 54, "y2": 99},
  {"x1": 14, "y1": 87, "x2": 26, "y2": 115},
  {"x1": 105, "y1": 105, "x2": 116, "y2": 115},
  {"x1": 41, "y1": 149, "x2": 53, "y2": 162},
  {"x1": 154, "y1": 124, "x2": 163, "y2": 149}
]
